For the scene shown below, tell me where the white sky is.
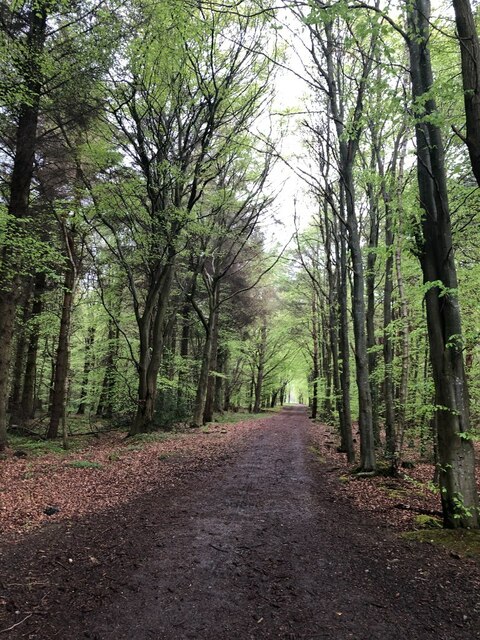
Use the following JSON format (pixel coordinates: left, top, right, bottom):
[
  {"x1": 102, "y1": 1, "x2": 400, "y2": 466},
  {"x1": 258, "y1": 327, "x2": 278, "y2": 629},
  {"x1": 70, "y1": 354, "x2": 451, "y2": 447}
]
[{"x1": 261, "y1": 10, "x2": 315, "y2": 249}]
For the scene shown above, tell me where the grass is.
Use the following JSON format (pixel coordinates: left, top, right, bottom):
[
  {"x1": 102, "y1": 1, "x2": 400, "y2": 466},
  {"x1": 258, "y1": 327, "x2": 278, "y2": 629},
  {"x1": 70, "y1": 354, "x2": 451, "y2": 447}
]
[
  {"x1": 402, "y1": 528, "x2": 480, "y2": 560},
  {"x1": 208, "y1": 411, "x2": 269, "y2": 425},
  {"x1": 8, "y1": 435, "x2": 66, "y2": 456}
]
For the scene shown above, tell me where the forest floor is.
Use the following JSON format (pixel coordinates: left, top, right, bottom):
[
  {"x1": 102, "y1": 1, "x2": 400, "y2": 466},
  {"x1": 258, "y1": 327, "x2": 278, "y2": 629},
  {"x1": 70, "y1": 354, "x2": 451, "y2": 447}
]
[{"x1": 1, "y1": 406, "x2": 480, "y2": 639}]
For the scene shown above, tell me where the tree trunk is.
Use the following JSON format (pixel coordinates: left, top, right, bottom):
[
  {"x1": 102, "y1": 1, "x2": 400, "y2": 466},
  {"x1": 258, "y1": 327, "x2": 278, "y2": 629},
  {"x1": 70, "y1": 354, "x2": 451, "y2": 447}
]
[
  {"x1": 343, "y1": 167, "x2": 376, "y2": 471},
  {"x1": 47, "y1": 230, "x2": 77, "y2": 439},
  {"x1": 337, "y1": 219, "x2": 355, "y2": 462},
  {"x1": 366, "y1": 184, "x2": 380, "y2": 446},
  {"x1": 310, "y1": 293, "x2": 320, "y2": 420},
  {"x1": 131, "y1": 258, "x2": 176, "y2": 435},
  {"x1": 253, "y1": 321, "x2": 267, "y2": 413},
  {"x1": 407, "y1": 0, "x2": 479, "y2": 527},
  {"x1": 77, "y1": 326, "x2": 95, "y2": 415},
  {"x1": 214, "y1": 346, "x2": 226, "y2": 414},
  {"x1": 203, "y1": 308, "x2": 219, "y2": 424},
  {"x1": 9, "y1": 283, "x2": 33, "y2": 424},
  {"x1": 176, "y1": 303, "x2": 191, "y2": 412},
  {"x1": 21, "y1": 272, "x2": 46, "y2": 420},
  {"x1": 383, "y1": 202, "x2": 396, "y2": 463},
  {"x1": 321, "y1": 309, "x2": 333, "y2": 420},
  {"x1": 321, "y1": 19, "x2": 375, "y2": 470},
  {"x1": 452, "y1": 0, "x2": 480, "y2": 186},
  {"x1": 394, "y1": 246, "x2": 410, "y2": 458}
]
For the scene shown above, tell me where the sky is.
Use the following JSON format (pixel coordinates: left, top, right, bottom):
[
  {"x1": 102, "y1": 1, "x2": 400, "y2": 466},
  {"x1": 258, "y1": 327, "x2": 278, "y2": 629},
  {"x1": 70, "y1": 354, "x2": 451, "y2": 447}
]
[{"x1": 260, "y1": 10, "x2": 315, "y2": 249}]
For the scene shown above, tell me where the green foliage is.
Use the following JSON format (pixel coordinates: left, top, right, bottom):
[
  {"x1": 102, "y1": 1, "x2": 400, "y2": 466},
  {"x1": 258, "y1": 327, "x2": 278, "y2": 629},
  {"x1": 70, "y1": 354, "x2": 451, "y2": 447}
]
[
  {"x1": 8, "y1": 436, "x2": 64, "y2": 456},
  {"x1": 414, "y1": 514, "x2": 442, "y2": 529},
  {"x1": 402, "y1": 529, "x2": 480, "y2": 560}
]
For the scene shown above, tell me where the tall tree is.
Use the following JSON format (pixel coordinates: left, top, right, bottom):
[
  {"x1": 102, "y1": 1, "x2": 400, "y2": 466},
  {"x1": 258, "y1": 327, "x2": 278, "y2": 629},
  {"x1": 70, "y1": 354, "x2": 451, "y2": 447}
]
[
  {"x1": 452, "y1": 0, "x2": 480, "y2": 186},
  {"x1": 405, "y1": 0, "x2": 479, "y2": 527},
  {"x1": 0, "y1": 1, "x2": 48, "y2": 449}
]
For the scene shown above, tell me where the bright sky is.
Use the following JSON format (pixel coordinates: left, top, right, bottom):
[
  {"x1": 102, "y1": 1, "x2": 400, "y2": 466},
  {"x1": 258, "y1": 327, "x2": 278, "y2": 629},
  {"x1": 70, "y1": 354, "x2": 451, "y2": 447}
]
[{"x1": 261, "y1": 10, "x2": 315, "y2": 249}]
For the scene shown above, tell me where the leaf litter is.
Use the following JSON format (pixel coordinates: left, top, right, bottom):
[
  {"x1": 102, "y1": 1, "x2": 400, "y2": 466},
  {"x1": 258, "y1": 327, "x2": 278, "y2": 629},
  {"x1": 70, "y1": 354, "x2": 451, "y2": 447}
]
[{"x1": 0, "y1": 418, "x2": 272, "y2": 543}]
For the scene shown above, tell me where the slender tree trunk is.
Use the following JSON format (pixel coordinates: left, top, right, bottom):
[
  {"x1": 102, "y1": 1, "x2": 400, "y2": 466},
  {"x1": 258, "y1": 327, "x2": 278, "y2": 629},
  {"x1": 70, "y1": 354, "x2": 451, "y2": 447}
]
[
  {"x1": 337, "y1": 219, "x2": 355, "y2": 462},
  {"x1": 203, "y1": 308, "x2": 219, "y2": 424},
  {"x1": 21, "y1": 272, "x2": 46, "y2": 420},
  {"x1": 192, "y1": 287, "x2": 219, "y2": 427},
  {"x1": 366, "y1": 185, "x2": 380, "y2": 446},
  {"x1": 395, "y1": 246, "x2": 410, "y2": 457},
  {"x1": 77, "y1": 327, "x2": 95, "y2": 415},
  {"x1": 383, "y1": 202, "x2": 396, "y2": 463},
  {"x1": 311, "y1": 293, "x2": 320, "y2": 420},
  {"x1": 321, "y1": 309, "x2": 333, "y2": 420},
  {"x1": 9, "y1": 283, "x2": 33, "y2": 424},
  {"x1": 253, "y1": 321, "x2": 267, "y2": 413},
  {"x1": 47, "y1": 232, "x2": 77, "y2": 439},
  {"x1": 407, "y1": 0, "x2": 479, "y2": 527},
  {"x1": 214, "y1": 346, "x2": 226, "y2": 414},
  {"x1": 176, "y1": 303, "x2": 191, "y2": 412},
  {"x1": 319, "y1": 18, "x2": 376, "y2": 470},
  {"x1": 343, "y1": 166, "x2": 376, "y2": 471},
  {"x1": 326, "y1": 214, "x2": 350, "y2": 459},
  {"x1": 452, "y1": 0, "x2": 480, "y2": 186},
  {"x1": 223, "y1": 351, "x2": 232, "y2": 411}
]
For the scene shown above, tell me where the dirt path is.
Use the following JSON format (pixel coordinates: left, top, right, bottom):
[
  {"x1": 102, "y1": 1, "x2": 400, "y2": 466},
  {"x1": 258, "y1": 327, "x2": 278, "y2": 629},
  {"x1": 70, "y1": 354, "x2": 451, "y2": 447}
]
[{"x1": 2, "y1": 406, "x2": 480, "y2": 639}]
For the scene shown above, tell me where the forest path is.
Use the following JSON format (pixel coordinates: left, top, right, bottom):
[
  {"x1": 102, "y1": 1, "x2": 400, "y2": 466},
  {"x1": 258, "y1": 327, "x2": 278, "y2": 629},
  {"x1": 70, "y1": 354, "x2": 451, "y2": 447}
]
[
  {"x1": 2, "y1": 406, "x2": 480, "y2": 639},
  {"x1": 86, "y1": 405, "x2": 478, "y2": 639}
]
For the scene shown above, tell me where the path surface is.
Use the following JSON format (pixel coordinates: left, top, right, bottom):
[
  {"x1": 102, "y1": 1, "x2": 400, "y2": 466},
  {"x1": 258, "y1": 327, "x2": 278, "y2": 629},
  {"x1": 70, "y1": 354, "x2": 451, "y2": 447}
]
[{"x1": 2, "y1": 406, "x2": 480, "y2": 638}]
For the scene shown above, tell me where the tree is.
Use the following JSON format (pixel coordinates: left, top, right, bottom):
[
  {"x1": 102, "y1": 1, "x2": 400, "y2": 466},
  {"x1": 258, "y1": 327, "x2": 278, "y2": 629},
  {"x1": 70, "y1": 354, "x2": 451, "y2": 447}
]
[
  {"x1": 452, "y1": 0, "x2": 480, "y2": 186},
  {"x1": 405, "y1": 0, "x2": 479, "y2": 527},
  {"x1": 0, "y1": 1, "x2": 48, "y2": 449}
]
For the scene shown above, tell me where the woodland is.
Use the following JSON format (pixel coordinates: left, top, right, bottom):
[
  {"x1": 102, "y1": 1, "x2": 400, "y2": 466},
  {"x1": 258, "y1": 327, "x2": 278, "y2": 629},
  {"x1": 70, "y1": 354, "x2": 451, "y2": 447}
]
[{"x1": 1, "y1": 0, "x2": 480, "y2": 537}]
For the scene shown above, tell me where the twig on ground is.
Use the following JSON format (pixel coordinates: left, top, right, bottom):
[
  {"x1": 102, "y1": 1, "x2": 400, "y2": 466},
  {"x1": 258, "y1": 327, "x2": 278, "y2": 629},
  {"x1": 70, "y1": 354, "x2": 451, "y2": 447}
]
[
  {"x1": 209, "y1": 543, "x2": 229, "y2": 553},
  {"x1": 0, "y1": 613, "x2": 33, "y2": 633}
]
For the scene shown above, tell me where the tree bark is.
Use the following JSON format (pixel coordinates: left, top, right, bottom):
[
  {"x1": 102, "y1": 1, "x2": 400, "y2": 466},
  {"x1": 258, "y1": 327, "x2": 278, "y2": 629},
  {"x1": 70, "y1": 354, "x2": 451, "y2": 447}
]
[
  {"x1": 406, "y1": 0, "x2": 479, "y2": 527},
  {"x1": 131, "y1": 257, "x2": 176, "y2": 435},
  {"x1": 77, "y1": 327, "x2": 95, "y2": 415},
  {"x1": 337, "y1": 219, "x2": 355, "y2": 462},
  {"x1": 452, "y1": 0, "x2": 480, "y2": 186},
  {"x1": 47, "y1": 230, "x2": 77, "y2": 439},
  {"x1": 9, "y1": 282, "x2": 34, "y2": 424},
  {"x1": 253, "y1": 321, "x2": 268, "y2": 413},
  {"x1": 214, "y1": 346, "x2": 226, "y2": 414},
  {"x1": 366, "y1": 184, "x2": 380, "y2": 447},
  {"x1": 383, "y1": 203, "x2": 396, "y2": 463},
  {"x1": 203, "y1": 308, "x2": 220, "y2": 424},
  {"x1": 176, "y1": 303, "x2": 192, "y2": 412},
  {"x1": 343, "y1": 167, "x2": 376, "y2": 471},
  {"x1": 20, "y1": 272, "x2": 46, "y2": 420},
  {"x1": 310, "y1": 293, "x2": 320, "y2": 420}
]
